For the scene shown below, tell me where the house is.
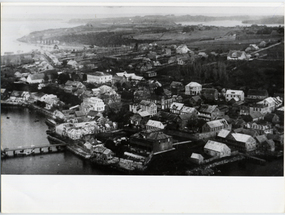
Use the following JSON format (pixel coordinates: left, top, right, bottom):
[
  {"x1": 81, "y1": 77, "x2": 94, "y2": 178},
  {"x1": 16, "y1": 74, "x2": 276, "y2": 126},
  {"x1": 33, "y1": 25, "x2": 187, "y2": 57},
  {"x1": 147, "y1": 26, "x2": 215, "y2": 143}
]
[
  {"x1": 225, "y1": 90, "x2": 244, "y2": 102},
  {"x1": 201, "y1": 88, "x2": 219, "y2": 102},
  {"x1": 247, "y1": 89, "x2": 268, "y2": 100},
  {"x1": 176, "y1": 44, "x2": 193, "y2": 54},
  {"x1": 143, "y1": 71, "x2": 157, "y2": 78},
  {"x1": 190, "y1": 153, "x2": 204, "y2": 164},
  {"x1": 204, "y1": 140, "x2": 231, "y2": 158},
  {"x1": 201, "y1": 119, "x2": 230, "y2": 133},
  {"x1": 189, "y1": 95, "x2": 202, "y2": 107},
  {"x1": 87, "y1": 72, "x2": 112, "y2": 84},
  {"x1": 129, "y1": 100, "x2": 157, "y2": 116},
  {"x1": 134, "y1": 88, "x2": 151, "y2": 102},
  {"x1": 218, "y1": 131, "x2": 257, "y2": 152},
  {"x1": 147, "y1": 95, "x2": 175, "y2": 110},
  {"x1": 26, "y1": 73, "x2": 45, "y2": 84},
  {"x1": 67, "y1": 59, "x2": 78, "y2": 68},
  {"x1": 180, "y1": 106, "x2": 199, "y2": 118},
  {"x1": 227, "y1": 50, "x2": 248, "y2": 60},
  {"x1": 145, "y1": 120, "x2": 165, "y2": 131},
  {"x1": 130, "y1": 130, "x2": 173, "y2": 154},
  {"x1": 129, "y1": 113, "x2": 150, "y2": 129},
  {"x1": 81, "y1": 97, "x2": 105, "y2": 114},
  {"x1": 264, "y1": 113, "x2": 280, "y2": 124},
  {"x1": 114, "y1": 71, "x2": 144, "y2": 83},
  {"x1": 198, "y1": 105, "x2": 222, "y2": 121},
  {"x1": 246, "y1": 122, "x2": 273, "y2": 135},
  {"x1": 170, "y1": 81, "x2": 184, "y2": 93},
  {"x1": 233, "y1": 128, "x2": 258, "y2": 138},
  {"x1": 256, "y1": 97, "x2": 283, "y2": 113},
  {"x1": 185, "y1": 82, "x2": 202, "y2": 95},
  {"x1": 170, "y1": 102, "x2": 184, "y2": 114}
]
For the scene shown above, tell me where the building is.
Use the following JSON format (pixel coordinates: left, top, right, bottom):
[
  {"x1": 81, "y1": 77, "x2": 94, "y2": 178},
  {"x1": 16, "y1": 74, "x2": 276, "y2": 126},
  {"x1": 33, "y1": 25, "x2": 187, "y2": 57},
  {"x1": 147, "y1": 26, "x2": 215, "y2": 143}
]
[
  {"x1": 143, "y1": 71, "x2": 157, "y2": 78},
  {"x1": 227, "y1": 50, "x2": 248, "y2": 60},
  {"x1": 204, "y1": 140, "x2": 231, "y2": 158},
  {"x1": 256, "y1": 97, "x2": 283, "y2": 113},
  {"x1": 201, "y1": 88, "x2": 219, "y2": 102},
  {"x1": 87, "y1": 72, "x2": 112, "y2": 84},
  {"x1": 217, "y1": 130, "x2": 257, "y2": 152},
  {"x1": 247, "y1": 89, "x2": 269, "y2": 100},
  {"x1": 176, "y1": 44, "x2": 193, "y2": 54},
  {"x1": 129, "y1": 100, "x2": 157, "y2": 116},
  {"x1": 26, "y1": 73, "x2": 45, "y2": 84},
  {"x1": 170, "y1": 102, "x2": 184, "y2": 114},
  {"x1": 81, "y1": 97, "x2": 105, "y2": 114},
  {"x1": 202, "y1": 119, "x2": 230, "y2": 133},
  {"x1": 198, "y1": 105, "x2": 222, "y2": 121},
  {"x1": 190, "y1": 153, "x2": 204, "y2": 164},
  {"x1": 185, "y1": 82, "x2": 202, "y2": 95},
  {"x1": 225, "y1": 90, "x2": 244, "y2": 102},
  {"x1": 130, "y1": 130, "x2": 173, "y2": 154},
  {"x1": 145, "y1": 120, "x2": 165, "y2": 131}
]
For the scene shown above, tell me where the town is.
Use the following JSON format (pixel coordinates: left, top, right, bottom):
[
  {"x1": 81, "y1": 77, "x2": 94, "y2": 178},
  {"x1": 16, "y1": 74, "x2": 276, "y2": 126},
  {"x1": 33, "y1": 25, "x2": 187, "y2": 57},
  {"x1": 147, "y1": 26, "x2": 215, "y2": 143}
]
[{"x1": 1, "y1": 17, "x2": 284, "y2": 175}]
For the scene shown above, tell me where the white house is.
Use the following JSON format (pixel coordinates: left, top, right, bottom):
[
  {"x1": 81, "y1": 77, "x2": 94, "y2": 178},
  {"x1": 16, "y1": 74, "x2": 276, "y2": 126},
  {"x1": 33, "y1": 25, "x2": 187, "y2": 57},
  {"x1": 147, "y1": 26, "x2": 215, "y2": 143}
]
[
  {"x1": 185, "y1": 82, "x2": 202, "y2": 95},
  {"x1": 26, "y1": 73, "x2": 45, "y2": 84},
  {"x1": 225, "y1": 90, "x2": 245, "y2": 102},
  {"x1": 87, "y1": 72, "x2": 112, "y2": 84},
  {"x1": 176, "y1": 44, "x2": 194, "y2": 54},
  {"x1": 81, "y1": 97, "x2": 105, "y2": 114},
  {"x1": 204, "y1": 140, "x2": 231, "y2": 158},
  {"x1": 256, "y1": 97, "x2": 283, "y2": 113}
]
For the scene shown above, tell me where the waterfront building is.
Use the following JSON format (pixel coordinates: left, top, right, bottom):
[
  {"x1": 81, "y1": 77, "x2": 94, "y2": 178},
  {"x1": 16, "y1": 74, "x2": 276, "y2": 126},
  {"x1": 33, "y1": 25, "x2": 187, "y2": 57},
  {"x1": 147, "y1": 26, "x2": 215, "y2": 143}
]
[
  {"x1": 130, "y1": 130, "x2": 173, "y2": 154},
  {"x1": 204, "y1": 140, "x2": 231, "y2": 158},
  {"x1": 190, "y1": 153, "x2": 204, "y2": 164}
]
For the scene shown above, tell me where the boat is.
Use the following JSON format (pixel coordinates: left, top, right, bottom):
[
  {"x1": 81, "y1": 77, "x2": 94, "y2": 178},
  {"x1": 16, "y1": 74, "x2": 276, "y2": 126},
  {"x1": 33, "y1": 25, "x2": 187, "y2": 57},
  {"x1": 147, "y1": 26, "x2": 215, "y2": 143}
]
[
  {"x1": 6, "y1": 116, "x2": 9, "y2": 119},
  {"x1": 66, "y1": 145, "x2": 92, "y2": 159},
  {"x1": 45, "y1": 118, "x2": 57, "y2": 127}
]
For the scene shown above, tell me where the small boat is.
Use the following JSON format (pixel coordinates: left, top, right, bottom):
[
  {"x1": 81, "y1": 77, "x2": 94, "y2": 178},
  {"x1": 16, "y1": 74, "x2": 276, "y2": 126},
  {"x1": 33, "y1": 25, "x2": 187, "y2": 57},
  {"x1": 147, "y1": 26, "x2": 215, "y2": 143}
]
[
  {"x1": 45, "y1": 118, "x2": 57, "y2": 127},
  {"x1": 6, "y1": 116, "x2": 10, "y2": 119}
]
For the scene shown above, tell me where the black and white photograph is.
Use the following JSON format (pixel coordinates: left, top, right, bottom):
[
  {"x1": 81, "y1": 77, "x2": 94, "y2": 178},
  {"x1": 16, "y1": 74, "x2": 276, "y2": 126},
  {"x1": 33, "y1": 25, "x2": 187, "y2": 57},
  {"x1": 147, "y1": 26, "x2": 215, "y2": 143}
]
[
  {"x1": 1, "y1": 3, "x2": 284, "y2": 177},
  {"x1": 1, "y1": 2, "x2": 285, "y2": 213}
]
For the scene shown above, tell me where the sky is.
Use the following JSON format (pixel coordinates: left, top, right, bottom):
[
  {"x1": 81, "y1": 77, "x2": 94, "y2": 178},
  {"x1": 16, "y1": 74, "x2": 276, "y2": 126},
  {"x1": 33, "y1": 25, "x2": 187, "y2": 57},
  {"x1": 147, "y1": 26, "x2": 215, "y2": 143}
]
[{"x1": 2, "y1": 3, "x2": 284, "y2": 20}]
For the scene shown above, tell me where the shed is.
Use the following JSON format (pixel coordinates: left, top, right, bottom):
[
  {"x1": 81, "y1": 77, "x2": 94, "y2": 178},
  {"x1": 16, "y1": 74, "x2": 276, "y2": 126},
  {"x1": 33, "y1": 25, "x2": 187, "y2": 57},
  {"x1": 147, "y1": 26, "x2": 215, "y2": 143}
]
[{"x1": 190, "y1": 153, "x2": 204, "y2": 164}]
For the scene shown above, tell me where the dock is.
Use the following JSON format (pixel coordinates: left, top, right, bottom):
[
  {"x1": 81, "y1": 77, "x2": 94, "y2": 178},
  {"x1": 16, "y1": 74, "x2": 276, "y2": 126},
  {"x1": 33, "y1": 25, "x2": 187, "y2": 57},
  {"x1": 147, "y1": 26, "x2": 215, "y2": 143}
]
[{"x1": 1, "y1": 143, "x2": 67, "y2": 158}]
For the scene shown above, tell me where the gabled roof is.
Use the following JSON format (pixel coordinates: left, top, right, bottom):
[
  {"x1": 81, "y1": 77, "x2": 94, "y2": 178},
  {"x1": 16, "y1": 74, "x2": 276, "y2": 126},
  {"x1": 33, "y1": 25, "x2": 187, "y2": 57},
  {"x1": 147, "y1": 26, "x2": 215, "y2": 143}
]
[
  {"x1": 205, "y1": 119, "x2": 228, "y2": 128},
  {"x1": 190, "y1": 153, "x2": 204, "y2": 160},
  {"x1": 256, "y1": 134, "x2": 268, "y2": 143},
  {"x1": 181, "y1": 106, "x2": 197, "y2": 114},
  {"x1": 226, "y1": 90, "x2": 244, "y2": 95},
  {"x1": 186, "y1": 82, "x2": 202, "y2": 87},
  {"x1": 146, "y1": 120, "x2": 164, "y2": 129},
  {"x1": 217, "y1": 129, "x2": 231, "y2": 138},
  {"x1": 140, "y1": 100, "x2": 155, "y2": 107},
  {"x1": 170, "y1": 102, "x2": 184, "y2": 111},
  {"x1": 204, "y1": 140, "x2": 230, "y2": 152},
  {"x1": 199, "y1": 105, "x2": 218, "y2": 113},
  {"x1": 231, "y1": 133, "x2": 252, "y2": 143},
  {"x1": 29, "y1": 73, "x2": 45, "y2": 80}
]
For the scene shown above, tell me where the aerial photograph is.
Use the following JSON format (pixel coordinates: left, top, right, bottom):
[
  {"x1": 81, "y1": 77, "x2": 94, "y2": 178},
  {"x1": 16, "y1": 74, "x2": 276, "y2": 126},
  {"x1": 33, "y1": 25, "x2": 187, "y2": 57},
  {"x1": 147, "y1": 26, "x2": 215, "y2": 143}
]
[{"x1": 1, "y1": 4, "x2": 284, "y2": 176}]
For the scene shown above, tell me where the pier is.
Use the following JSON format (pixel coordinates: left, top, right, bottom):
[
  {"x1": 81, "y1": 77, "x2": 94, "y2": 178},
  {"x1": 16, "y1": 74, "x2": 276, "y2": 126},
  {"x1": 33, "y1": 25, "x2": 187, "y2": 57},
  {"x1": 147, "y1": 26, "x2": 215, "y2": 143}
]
[{"x1": 1, "y1": 143, "x2": 67, "y2": 158}]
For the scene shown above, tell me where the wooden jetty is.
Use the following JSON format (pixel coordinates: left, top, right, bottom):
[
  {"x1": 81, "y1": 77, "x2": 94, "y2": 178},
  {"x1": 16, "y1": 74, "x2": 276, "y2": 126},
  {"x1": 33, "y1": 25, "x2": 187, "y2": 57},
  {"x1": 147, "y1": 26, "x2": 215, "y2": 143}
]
[{"x1": 1, "y1": 143, "x2": 67, "y2": 158}]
